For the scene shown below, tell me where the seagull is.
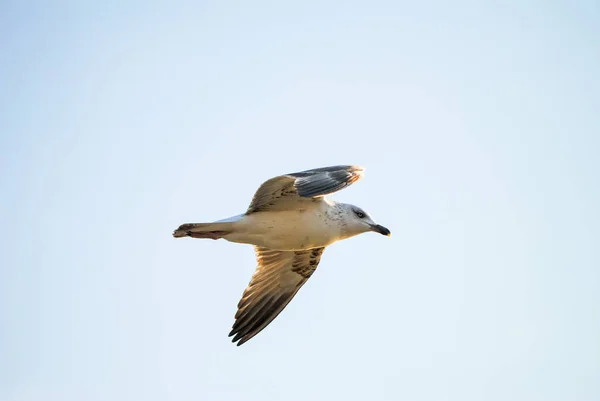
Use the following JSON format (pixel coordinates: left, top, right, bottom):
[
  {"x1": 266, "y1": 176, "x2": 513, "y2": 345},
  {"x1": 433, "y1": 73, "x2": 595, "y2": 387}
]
[{"x1": 173, "y1": 165, "x2": 390, "y2": 346}]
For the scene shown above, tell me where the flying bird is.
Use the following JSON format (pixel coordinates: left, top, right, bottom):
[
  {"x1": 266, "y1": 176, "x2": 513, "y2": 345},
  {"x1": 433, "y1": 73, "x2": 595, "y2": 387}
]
[{"x1": 173, "y1": 165, "x2": 390, "y2": 346}]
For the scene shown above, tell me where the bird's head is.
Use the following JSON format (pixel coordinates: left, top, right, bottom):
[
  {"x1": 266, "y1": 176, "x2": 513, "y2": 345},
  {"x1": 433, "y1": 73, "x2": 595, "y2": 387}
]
[{"x1": 339, "y1": 203, "x2": 391, "y2": 238}]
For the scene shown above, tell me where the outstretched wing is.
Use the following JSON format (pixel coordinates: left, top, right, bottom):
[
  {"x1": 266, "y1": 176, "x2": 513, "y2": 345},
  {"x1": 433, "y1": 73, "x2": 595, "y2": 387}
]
[
  {"x1": 247, "y1": 165, "x2": 364, "y2": 213},
  {"x1": 229, "y1": 246, "x2": 326, "y2": 346}
]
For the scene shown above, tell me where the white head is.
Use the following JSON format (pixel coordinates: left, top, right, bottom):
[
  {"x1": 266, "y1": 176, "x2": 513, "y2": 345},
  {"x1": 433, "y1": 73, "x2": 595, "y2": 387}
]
[{"x1": 338, "y1": 203, "x2": 391, "y2": 239}]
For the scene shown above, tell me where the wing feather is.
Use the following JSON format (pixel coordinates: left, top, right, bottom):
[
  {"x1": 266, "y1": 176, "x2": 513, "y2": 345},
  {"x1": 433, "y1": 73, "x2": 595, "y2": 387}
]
[
  {"x1": 229, "y1": 246, "x2": 325, "y2": 346},
  {"x1": 246, "y1": 165, "x2": 364, "y2": 213}
]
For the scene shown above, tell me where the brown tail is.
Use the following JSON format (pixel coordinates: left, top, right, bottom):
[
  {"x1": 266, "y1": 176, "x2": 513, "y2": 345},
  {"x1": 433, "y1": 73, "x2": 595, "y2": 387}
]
[{"x1": 172, "y1": 222, "x2": 234, "y2": 240}]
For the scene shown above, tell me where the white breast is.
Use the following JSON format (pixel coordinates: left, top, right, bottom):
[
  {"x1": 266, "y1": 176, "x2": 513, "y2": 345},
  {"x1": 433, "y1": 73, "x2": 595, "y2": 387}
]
[{"x1": 225, "y1": 203, "x2": 343, "y2": 251}]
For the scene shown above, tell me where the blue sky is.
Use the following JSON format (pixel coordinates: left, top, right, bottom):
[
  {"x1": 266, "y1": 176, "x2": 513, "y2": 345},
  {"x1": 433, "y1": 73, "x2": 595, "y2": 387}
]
[{"x1": 1, "y1": 1, "x2": 599, "y2": 400}]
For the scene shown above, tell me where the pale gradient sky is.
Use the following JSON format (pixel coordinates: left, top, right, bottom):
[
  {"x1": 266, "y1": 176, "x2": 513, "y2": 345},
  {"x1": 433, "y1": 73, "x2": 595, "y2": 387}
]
[{"x1": 1, "y1": 1, "x2": 599, "y2": 400}]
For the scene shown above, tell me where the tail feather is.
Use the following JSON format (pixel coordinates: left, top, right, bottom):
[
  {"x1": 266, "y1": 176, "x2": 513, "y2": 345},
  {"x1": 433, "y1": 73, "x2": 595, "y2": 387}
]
[{"x1": 172, "y1": 221, "x2": 235, "y2": 239}]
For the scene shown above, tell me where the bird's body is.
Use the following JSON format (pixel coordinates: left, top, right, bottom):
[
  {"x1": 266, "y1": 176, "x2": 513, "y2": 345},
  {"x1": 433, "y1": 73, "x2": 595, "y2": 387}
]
[
  {"x1": 173, "y1": 165, "x2": 390, "y2": 345},
  {"x1": 215, "y1": 199, "x2": 348, "y2": 250}
]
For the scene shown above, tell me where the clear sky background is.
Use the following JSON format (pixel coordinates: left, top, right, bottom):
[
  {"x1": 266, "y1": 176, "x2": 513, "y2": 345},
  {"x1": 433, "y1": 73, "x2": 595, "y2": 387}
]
[{"x1": 1, "y1": 1, "x2": 599, "y2": 400}]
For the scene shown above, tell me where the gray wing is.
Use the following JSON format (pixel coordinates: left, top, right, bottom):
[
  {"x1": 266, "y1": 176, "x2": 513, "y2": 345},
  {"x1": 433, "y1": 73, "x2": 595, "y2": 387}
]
[
  {"x1": 247, "y1": 165, "x2": 364, "y2": 213},
  {"x1": 229, "y1": 246, "x2": 325, "y2": 346}
]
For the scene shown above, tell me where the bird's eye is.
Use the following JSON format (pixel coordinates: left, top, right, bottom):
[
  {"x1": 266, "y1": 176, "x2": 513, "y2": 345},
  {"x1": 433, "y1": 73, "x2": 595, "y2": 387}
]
[{"x1": 355, "y1": 211, "x2": 365, "y2": 218}]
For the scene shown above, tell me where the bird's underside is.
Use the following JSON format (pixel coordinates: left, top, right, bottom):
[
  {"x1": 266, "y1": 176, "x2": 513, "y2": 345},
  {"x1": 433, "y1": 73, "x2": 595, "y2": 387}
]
[{"x1": 173, "y1": 165, "x2": 370, "y2": 346}]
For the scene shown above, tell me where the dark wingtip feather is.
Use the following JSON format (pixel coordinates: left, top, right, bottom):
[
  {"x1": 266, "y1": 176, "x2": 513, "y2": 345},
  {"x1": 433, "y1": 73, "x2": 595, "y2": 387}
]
[
  {"x1": 291, "y1": 165, "x2": 365, "y2": 198},
  {"x1": 229, "y1": 331, "x2": 248, "y2": 346}
]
